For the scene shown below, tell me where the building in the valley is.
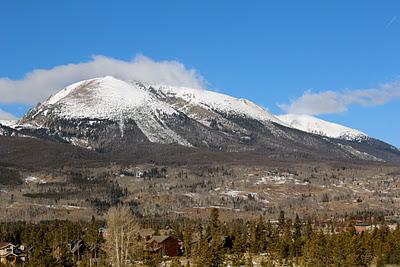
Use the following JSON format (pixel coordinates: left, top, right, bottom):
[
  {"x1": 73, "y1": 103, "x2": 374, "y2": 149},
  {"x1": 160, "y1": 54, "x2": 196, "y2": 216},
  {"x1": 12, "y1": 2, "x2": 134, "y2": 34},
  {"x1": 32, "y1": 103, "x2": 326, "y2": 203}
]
[
  {"x1": 354, "y1": 223, "x2": 373, "y2": 234},
  {"x1": 145, "y1": 235, "x2": 180, "y2": 257},
  {"x1": 0, "y1": 242, "x2": 26, "y2": 266}
]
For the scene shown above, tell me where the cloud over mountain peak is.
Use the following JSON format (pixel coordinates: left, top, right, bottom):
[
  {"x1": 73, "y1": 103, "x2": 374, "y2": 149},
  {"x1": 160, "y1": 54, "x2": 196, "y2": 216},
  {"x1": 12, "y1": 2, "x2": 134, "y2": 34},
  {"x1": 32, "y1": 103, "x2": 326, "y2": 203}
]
[{"x1": 0, "y1": 55, "x2": 206, "y2": 105}]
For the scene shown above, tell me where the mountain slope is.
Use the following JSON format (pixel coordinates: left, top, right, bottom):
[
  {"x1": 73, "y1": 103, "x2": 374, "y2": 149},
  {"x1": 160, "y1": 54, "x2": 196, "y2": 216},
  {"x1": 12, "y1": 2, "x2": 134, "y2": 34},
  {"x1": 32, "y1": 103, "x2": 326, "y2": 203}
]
[
  {"x1": 20, "y1": 76, "x2": 290, "y2": 152},
  {"x1": 276, "y1": 114, "x2": 400, "y2": 162},
  {"x1": 6, "y1": 76, "x2": 399, "y2": 163},
  {"x1": 146, "y1": 83, "x2": 282, "y2": 124},
  {"x1": 22, "y1": 76, "x2": 192, "y2": 146}
]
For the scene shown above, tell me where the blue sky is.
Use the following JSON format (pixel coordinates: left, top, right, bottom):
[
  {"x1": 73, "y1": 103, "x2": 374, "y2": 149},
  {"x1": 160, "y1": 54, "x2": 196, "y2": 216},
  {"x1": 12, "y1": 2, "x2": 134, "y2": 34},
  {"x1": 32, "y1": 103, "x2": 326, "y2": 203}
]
[{"x1": 0, "y1": 1, "x2": 399, "y2": 146}]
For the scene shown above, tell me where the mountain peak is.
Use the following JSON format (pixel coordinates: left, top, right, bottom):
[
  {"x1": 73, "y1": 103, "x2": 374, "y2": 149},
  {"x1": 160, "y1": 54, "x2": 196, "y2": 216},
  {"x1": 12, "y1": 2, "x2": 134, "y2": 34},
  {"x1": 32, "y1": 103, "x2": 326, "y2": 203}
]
[
  {"x1": 38, "y1": 76, "x2": 283, "y2": 125},
  {"x1": 20, "y1": 77, "x2": 286, "y2": 149}
]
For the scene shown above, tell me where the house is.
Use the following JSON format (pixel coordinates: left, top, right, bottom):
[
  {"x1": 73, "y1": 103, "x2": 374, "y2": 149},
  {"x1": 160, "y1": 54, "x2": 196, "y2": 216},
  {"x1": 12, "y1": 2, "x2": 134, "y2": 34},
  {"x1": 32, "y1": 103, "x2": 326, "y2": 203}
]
[
  {"x1": 354, "y1": 223, "x2": 372, "y2": 233},
  {"x1": 120, "y1": 167, "x2": 144, "y2": 178},
  {"x1": 68, "y1": 239, "x2": 85, "y2": 263},
  {"x1": 0, "y1": 242, "x2": 26, "y2": 266},
  {"x1": 135, "y1": 167, "x2": 143, "y2": 178},
  {"x1": 145, "y1": 235, "x2": 179, "y2": 257}
]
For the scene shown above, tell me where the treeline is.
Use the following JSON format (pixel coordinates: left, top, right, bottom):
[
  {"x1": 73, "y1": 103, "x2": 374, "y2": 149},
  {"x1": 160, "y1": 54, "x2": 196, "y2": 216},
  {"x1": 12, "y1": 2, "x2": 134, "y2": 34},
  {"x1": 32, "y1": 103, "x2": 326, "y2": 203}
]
[
  {"x1": 0, "y1": 166, "x2": 22, "y2": 185},
  {"x1": 1, "y1": 209, "x2": 400, "y2": 266},
  {"x1": 21, "y1": 172, "x2": 127, "y2": 214},
  {"x1": 182, "y1": 210, "x2": 400, "y2": 266}
]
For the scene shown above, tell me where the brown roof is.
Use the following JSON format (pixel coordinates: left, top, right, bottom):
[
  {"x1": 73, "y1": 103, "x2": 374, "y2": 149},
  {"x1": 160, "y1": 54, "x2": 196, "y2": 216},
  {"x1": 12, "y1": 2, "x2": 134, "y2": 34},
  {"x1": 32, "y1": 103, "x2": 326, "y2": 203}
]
[
  {"x1": 146, "y1": 235, "x2": 171, "y2": 244},
  {"x1": 1, "y1": 252, "x2": 18, "y2": 257},
  {"x1": 0, "y1": 242, "x2": 14, "y2": 249}
]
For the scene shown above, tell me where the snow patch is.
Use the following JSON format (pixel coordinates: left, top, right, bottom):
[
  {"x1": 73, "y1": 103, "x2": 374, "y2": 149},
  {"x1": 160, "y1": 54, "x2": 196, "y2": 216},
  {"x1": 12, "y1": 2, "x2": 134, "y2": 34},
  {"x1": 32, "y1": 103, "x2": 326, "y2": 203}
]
[
  {"x1": 148, "y1": 83, "x2": 284, "y2": 125},
  {"x1": 25, "y1": 176, "x2": 47, "y2": 184},
  {"x1": 277, "y1": 114, "x2": 366, "y2": 140},
  {"x1": 0, "y1": 120, "x2": 17, "y2": 127}
]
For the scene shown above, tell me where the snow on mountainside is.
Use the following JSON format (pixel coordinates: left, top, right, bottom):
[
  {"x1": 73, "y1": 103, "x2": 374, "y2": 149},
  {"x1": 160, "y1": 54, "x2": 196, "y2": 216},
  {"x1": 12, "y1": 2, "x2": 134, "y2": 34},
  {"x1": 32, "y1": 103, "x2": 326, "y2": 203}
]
[
  {"x1": 5, "y1": 76, "x2": 400, "y2": 162},
  {"x1": 40, "y1": 76, "x2": 177, "y2": 120},
  {"x1": 25, "y1": 76, "x2": 191, "y2": 146},
  {"x1": 0, "y1": 120, "x2": 17, "y2": 136},
  {"x1": 39, "y1": 76, "x2": 281, "y2": 125},
  {"x1": 277, "y1": 114, "x2": 367, "y2": 140},
  {"x1": 21, "y1": 76, "x2": 285, "y2": 149},
  {"x1": 0, "y1": 120, "x2": 17, "y2": 127},
  {"x1": 146, "y1": 84, "x2": 283, "y2": 125}
]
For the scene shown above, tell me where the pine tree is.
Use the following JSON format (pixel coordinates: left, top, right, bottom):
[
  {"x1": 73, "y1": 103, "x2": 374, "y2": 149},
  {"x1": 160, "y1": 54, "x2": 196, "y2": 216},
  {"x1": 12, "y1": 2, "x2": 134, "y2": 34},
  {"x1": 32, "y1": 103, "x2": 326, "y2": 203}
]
[
  {"x1": 304, "y1": 218, "x2": 313, "y2": 238},
  {"x1": 183, "y1": 223, "x2": 193, "y2": 257},
  {"x1": 293, "y1": 214, "x2": 302, "y2": 257},
  {"x1": 209, "y1": 208, "x2": 225, "y2": 267},
  {"x1": 302, "y1": 231, "x2": 331, "y2": 266},
  {"x1": 210, "y1": 208, "x2": 221, "y2": 237},
  {"x1": 193, "y1": 209, "x2": 225, "y2": 267},
  {"x1": 193, "y1": 233, "x2": 211, "y2": 267},
  {"x1": 83, "y1": 217, "x2": 103, "y2": 261},
  {"x1": 231, "y1": 229, "x2": 246, "y2": 267},
  {"x1": 26, "y1": 241, "x2": 59, "y2": 267},
  {"x1": 278, "y1": 210, "x2": 285, "y2": 234}
]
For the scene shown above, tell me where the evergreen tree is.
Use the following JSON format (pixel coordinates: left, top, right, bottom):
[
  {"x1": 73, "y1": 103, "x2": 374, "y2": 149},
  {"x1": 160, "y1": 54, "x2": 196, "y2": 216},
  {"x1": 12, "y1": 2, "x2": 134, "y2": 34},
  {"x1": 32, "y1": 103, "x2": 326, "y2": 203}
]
[
  {"x1": 183, "y1": 223, "x2": 193, "y2": 257},
  {"x1": 293, "y1": 214, "x2": 302, "y2": 257},
  {"x1": 302, "y1": 231, "x2": 331, "y2": 266},
  {"x1": 278, "y1": 210, "x2": 285, "y2": 234},
  {"x1": 83, "y1": 217, "x2": 103, "y2": 260},
  {"x1": 208, "y1": 208, "x2": 225, "y2": 266},
  {"x1": 231, "y1": 227, "x2": 246, "y2": 267}
]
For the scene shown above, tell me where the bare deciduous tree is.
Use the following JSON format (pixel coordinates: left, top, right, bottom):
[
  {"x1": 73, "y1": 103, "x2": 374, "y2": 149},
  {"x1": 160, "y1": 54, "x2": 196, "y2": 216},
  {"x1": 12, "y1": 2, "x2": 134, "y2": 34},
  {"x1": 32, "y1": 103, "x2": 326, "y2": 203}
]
[{"x1": 104, "y1": 205, "x2": 141, "y2": 267}]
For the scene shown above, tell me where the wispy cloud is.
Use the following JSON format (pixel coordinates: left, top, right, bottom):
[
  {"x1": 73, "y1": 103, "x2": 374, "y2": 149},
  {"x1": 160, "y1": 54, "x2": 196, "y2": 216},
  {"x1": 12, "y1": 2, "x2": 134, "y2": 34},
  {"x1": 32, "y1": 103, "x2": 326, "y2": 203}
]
[
  {"x1": 280, "y1": 81, "x2": 400, "y2": 115},
  {"x1": 0, "y1": 55, "x2": 206, "y2": 105},
  {"x1": 0, "y1": 108, "x2": 17, "y2": 120},
  {"x1": 386, "y1": 15, "x2": 397, "y2": 28}
]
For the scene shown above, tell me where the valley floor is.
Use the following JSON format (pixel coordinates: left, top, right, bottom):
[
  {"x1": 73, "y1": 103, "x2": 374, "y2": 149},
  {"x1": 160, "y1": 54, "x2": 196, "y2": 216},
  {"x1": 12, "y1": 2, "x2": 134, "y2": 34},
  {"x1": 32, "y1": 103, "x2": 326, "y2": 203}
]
[{"x1": 1, "y1": 159, "x2": 400, "y2": 222}]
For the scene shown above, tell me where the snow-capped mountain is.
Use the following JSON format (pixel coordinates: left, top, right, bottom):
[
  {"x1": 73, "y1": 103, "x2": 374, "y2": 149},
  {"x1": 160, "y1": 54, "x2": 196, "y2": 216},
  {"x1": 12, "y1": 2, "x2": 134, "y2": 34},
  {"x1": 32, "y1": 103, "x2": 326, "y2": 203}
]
[
  {"x1": 28, "y1": 76, "x2": 280, "y2": 124},
  {"x1": 2, "y1": 76, "x2": 399, "y2": 162},
  {"x1": 277, "y1": 114, "x2": 367, "y2": 141},
  {"x1": 24, "y1": 76, "x2": 192, "y2": 146},
  {"x1": 19, "y1": 76, "x2": 285, "y2": 151}
]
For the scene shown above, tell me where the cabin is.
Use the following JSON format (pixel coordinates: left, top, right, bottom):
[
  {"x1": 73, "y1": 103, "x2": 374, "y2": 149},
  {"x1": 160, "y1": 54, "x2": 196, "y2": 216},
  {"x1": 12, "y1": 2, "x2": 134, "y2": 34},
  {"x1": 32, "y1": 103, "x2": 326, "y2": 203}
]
[
  {"x1": 145, "y1": 235, "x2": 179, "y2": 257},
  {"x1": 0, "y1": 242, "x2": 26, "y2": 266},
  {"x1": 354, "y1": 223, "x2": 372, "y2": 234}
]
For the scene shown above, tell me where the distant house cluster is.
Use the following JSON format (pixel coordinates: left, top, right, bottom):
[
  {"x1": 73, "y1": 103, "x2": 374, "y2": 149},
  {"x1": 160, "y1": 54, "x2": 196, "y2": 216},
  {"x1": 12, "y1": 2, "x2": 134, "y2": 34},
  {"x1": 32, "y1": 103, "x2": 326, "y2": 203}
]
[
  {"x1": 0, "y1": 242, "x2": 26, "y2": 266},
  {"x1": 119, "y1": 166, "x2": 168, "y2": 179},
  {"x1": 0, "y1": 239, "x2": 100, "y2": 266},
  {"x1": 120, "y1": 167, "x2": 144, "y2": 178}
]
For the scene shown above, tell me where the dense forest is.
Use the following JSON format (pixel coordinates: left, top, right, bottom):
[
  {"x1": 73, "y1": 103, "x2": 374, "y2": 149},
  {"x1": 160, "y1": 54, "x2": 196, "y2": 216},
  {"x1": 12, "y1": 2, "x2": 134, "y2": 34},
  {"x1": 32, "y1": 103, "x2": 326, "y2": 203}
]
[{"x1": 1, "y1": 207, "x2": 400, "y2": 266}]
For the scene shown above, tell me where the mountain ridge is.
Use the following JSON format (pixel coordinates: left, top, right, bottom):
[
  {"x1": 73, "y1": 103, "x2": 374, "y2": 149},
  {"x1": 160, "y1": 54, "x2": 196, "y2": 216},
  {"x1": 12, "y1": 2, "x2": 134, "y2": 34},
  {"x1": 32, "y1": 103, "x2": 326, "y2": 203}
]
[
  {"x1": 277, "y1": 114, "x2": 367, "y2": 141},
  {"x1": 1, "y1": 76, "x2": 399, "y2": 163}
]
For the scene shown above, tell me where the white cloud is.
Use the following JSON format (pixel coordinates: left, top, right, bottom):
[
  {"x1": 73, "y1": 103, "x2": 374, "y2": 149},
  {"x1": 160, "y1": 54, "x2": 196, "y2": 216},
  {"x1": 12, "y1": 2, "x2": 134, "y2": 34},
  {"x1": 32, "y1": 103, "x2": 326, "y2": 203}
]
[
  {"x1": 280, "y1": 81, "x2": 400, "y2": 115},
  {"x1": 0, "y1": 109, "x2": 17, "y2": 120},
  {"x1": 0, "y1": 55, "x2": 206, "y2": 105}
]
